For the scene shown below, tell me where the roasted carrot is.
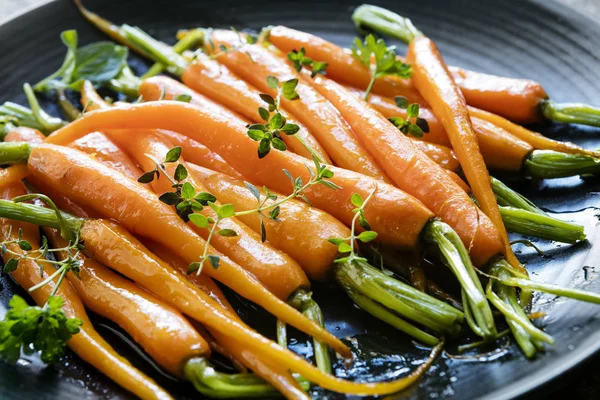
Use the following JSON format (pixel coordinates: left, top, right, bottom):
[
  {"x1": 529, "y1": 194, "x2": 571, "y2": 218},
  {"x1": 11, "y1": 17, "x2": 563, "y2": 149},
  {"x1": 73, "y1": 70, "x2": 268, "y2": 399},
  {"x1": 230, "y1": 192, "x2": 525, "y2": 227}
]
[
  {"x1": 80, "y1": 80, "x2": 110, "y2": 111},
  {"x1": 44, "y1": 102, "x2": 434, "y2": 251},
  {"x1": 22, "y1": 143, "x2": 348, "y2": 356},
  {"x1": 305, "y1": 73, "x2": 502, "y2": 266},
  {"x1": 410, "y1": 140, "x2": 459, "y2": 171},
  {"x1": 180, "y1": 59, "x2": 331, "y2": 162},
  {"x1": 205, "y1": 30, "x2": 390, "y2": 181},
  {"x1": 43, "y1": 228, "x2": 208, "y2": 376},
  {"x1": 107, "y1": 128, "x2": 311, "y2": 300},
  {"x1": 188, "y1": 164, "x2": 347, "y2": 281},
  {"x1": 349, "y1": 89, "x2": 534, "y2": 171},
  {"x1": 145, "y1": 241, "x2": 311, "y2": 400},
  {"x1": 351, "y1": 5, "x2": 600, "y2": 126},
  {"x1": 0, "y1": 165, "x2": 28, "y2": 189},
  {"x1": 0, "y1": 183, "x2": 172, "y2": 400},
  {"x1": 406, "y1": 32, "x2": 520, "y2": 269}
]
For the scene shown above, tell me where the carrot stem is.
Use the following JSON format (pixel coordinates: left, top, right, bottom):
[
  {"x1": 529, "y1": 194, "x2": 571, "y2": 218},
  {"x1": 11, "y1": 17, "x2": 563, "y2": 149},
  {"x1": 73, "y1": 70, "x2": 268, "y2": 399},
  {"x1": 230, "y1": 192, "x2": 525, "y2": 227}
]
[
  {"x1": 351, "y1": 4, "x2": 421, "y2": 43},
  {"x1": 0, "y1": 142, "x2": 34, "y2": 164},
  {"x1": 541, "y1": 100, "x2": 600, "y2": 127},
  {"x1": 0, "y1": 199, "x2": 83, "y2": 233},
  {"x1": 0, "y1": 103, "x2": 45, "y2": 132},
  {"x1": 107, "y1": 65, "x2": 142, "y2": 97},
  {"x1": 500, "y1": 207, "x2": 585, "y2": 243},
  {"x1": 525, "y1": 150, "x2": 600, "y2": 179},
  {"x1": 23, "y1": 83, "x2": 65, "y2": 133},
  {"x1": 142, "y1": 29, "x2": 204, "y2": 79}
]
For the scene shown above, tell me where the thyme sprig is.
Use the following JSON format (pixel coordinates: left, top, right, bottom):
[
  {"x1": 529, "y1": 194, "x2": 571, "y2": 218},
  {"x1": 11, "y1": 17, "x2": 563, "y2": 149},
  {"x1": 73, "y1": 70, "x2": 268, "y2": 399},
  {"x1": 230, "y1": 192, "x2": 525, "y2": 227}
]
[
  {"x1": 328, "y1": 186, "x2": 378, "y2": 264},
  {"x1": 139, "y1": 148, "x2": 339, "y2": 275},
  {"x1": 351, "y1": 34, "x2": 411, "y2": 100},
  {"x1": 388, "y1": 96, "x2": 429, "y2": 138},
  {"x1": 287, "y1": 47, "x2": 328, "y2": 78},
  {"x1": 247, "y1": 76, "x2": 301, "y2": 158}
]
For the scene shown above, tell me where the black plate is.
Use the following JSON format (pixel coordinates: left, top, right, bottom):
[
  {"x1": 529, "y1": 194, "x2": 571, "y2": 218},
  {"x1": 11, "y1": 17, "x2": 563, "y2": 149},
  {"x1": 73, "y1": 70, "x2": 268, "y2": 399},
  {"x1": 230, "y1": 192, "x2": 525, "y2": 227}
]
[{"x1": 1, "y1": 0, "x2": 600, "y2": 399}]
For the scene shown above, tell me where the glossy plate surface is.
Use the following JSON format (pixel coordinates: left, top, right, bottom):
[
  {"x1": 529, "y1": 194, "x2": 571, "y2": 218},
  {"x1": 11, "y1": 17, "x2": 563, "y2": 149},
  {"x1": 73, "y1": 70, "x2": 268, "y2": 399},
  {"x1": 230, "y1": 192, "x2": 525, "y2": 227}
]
[{"x1": 0, "y1": 0, "x2": 600, "y2": 399}]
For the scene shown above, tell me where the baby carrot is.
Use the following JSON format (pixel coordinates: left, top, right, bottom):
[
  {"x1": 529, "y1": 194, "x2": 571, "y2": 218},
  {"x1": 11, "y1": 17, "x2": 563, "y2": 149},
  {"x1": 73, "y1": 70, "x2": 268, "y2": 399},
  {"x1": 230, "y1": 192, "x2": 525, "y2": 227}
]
[
  {"x1": 406, "y1": 33, "x2": 519, "y2": 269},
  {"x1": 44, "y1": 228, "x2": 208, "y2": 376},
  {"x1": 24, "y1": 143, "x2": 348, "y2": 356},
  {"x1": 108, "y1": 128, "x2": 311, "y2": 300},
  {"x1": 180, "y1": 59, "x2": 331, "y2": 163},
  {"x1": 305, "y1": 74, "x2": 502, "y2": 266},
  {"x1": 206, "y1": 29, "x2": 390, "y2": 181},
  {"x1": 0, "y1": 183, "x2": 173, "y2": 400},
  {"x1": 0, "y1": 165, "x2": 29, "y2": 189},
  {"x1": 44, "y1": 102, "x2": 434, "y2": 251}
]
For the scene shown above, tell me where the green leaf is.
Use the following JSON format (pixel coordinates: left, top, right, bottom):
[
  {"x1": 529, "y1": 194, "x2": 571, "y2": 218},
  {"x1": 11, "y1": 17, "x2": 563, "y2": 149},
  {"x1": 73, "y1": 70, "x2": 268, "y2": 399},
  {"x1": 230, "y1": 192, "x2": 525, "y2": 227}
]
[
  {"x1": 137, "y1": 170, "x2": 157, "y2": 184},
  {"x1": 271, "y1": 137, "x2": 287, "y2": 152},
  {"x1": 244, "y1": 182, "x2": 261, "y2": 201},
  {"x1": 269, "y1": 112, "x2": 286, "y2": 129},
  {"x1": 269, "y1": 206, "x2": 280, "y2": 220},
  {"x1": 174, "y1": 164, "x2": 188, "y2": 182},
  {"x1": 311, "y1": 61, "x2": 328, "y2": 78},
  {"x1": 218, "y1": 204, "x2": 236, "y2": 219},
  {"x1": 17, "y1": 240, "x2": 32, "y2": 251},
  {"x1": 257, "y1": 138, "x2": 271, "y2": 158},
  {"x1": 337, "y1": 242, "x2": 353, "y2": 253},
  {"x1": 266, "y1": 76, "x2": 279, "y2": 89},
  {"x1": 34, "y1": 30, "x2": 78, "y2": 93},
  {"x1": 282, "y1": 79, "x2": 299, "y2": 100},
  {"x1": 3, "y1": 258, "x2": 18, "y2": 273},
  {"x1": 187, "y1": 262, "x2": 202, "y2": 274},
  {"x1": 258, "y1": 107, "x2": 270, "y2": 121},
  {"x1": 327, "y1": 238, "x2": 346, "y2": 245},
  {"x1": 194, "y1": 192, "x2": 217, "y2": 205},
  {"x1": 358, "y1": 214, "x2": 371, "y2": 231},
  {"x1": 73, "y1": 42, "x2": 128, "y2": 86},
  {"x1": 189, "y1": 213, "x2": 209, "y2": 228},
  {"x1": 248, "y1": 129, "x2": 266, "y2": 141},
  {"x1": 181, "y1": 182, "x2": 196, "y2": 200},
  {"x1": 174, "y1": 94, "x2": 192, "y2": 103},
  {"x1": 394, "y1": 96, "x2": 409, "y2": 109},
  {"x1": 281, "y1": 123, "x2": 300, "y2": 135},
  {"x1": 351, "y1": 193, "x2": 364, "y2": 208},
  {"x1": 407, "y1": 123, "x2": 424, "y2": 138},
  {"x1": 416, "y1": 117, "x2": 430, "y2": 133},
  {"x1": 159, "y1": 192, "x2": 181, "y2": 205},
  {"x1": 208, "y1": 255, "x2": 220, "y2": 269},
  {"x1": 164, "y1": 146, "x2": 182, "y2": 163},
  {"x1": 259, "y1": 94, "x2": 276, "y2": 107},
  {"x1": 218, "y1": 229, "x2": 238, "y2": 237},
  {"x1": 388, "y1": 117, "x2": 406, "y2": 128},
  {"x1": 259, "y1": 218, "x2": 267, "y2": 242},
  {"x1": 356, "y1": 231, "x2": 378, "y2": 243},
  {"x1": 406, "y1": 103, "x2": 420, "y2": 119}
]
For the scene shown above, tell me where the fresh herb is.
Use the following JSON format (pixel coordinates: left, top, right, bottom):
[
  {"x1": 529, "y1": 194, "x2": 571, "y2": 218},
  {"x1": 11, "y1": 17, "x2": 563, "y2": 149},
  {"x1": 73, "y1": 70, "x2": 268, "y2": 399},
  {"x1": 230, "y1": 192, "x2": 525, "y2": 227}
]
[
  {"x1": 174, "y1": 94, "x2": 192, "y2": 103},
  {"x1": 247, "y1": 76, "x2": 301, "y2": 158},
  {"x1": 351, "y1": 34, "x2": 411, "y2": 100},
  {"x1": 287, "y1": 47, "x2": 328, "y2": 78},
  {"x1": 328, "y1": 186, "x2": 378, "y2": 264},
  {"x1": 34, "y1": 30, "x2": 128, "y2": 93},
  {"x1": 140, "y1": 148, "x2": 340, "y2": 274},
  {"x1": 0, "y1": 295, "x2": 82, "y2": 364},
  {"x1": 388, "y1": 96, "x2": 429, "y2": 138}
]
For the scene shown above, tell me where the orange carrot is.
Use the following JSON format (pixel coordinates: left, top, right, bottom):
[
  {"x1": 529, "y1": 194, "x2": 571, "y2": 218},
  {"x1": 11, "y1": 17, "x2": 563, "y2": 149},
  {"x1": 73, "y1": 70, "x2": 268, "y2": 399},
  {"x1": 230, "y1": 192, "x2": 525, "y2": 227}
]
[
  {"x1": 407, "y1": 35, "x2": 519, "y2": 269},
  {"x1": 305, "y1": 72, "x2": 502, "y2": 266},
  {"x1": 44, "y1": 228, "x2": 208, "y2": 376},
  {"x1": 0, "y1": 183, "x2": 172, "y2": 400},
  {"x1": 206, "y1": 30, "x2": 390, "y2": 181},
  {"x1": 80, "y1": 80, "x2": 110, "y2": 111},
  {"x1": 25, "y1": 143, "x2": 349, "y2": 356},
  {"x1": 0, "y1": 165, "x2": 29, "y2": 189},
  {"x1": 108, "y1": 128, "x2": 310, "y2": 300},
  {"x1": 188, "y1": 164, "x2": 348, "y2": 281},
  {"x1": 180, "y1": 58, "x2": 331, "y2": 163},
  {"x1": 45, "y1": 102, "x2": 434, "y2": 251}
]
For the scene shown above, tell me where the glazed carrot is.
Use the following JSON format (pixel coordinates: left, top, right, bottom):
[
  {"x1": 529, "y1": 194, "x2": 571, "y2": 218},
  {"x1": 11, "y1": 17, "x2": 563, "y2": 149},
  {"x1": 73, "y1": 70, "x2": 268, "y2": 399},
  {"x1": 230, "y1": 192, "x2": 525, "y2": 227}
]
[
  {"x1": 24, "y1": 144, "x2": 348, "y2": 356},
  {"x1": 44, "y1": 229, "x2": 208, "y2": 376},
  {"x1": 4, "y1": 126, "x2": 47, "y2": 144},
  {"x1": 406, "y1": 34, "x2": 519, "y2": 269},
  {"x1": 468, "y1": 106, "x2": 600, "y2": 158},
  {"x1": 206, "y1": 30, "x2": 390, "y2": 181},
  {"x1": 305, "y1": 73, "x2": 502, "y2": 266},
  {"x1": 80, "y1": 80, "x2": 110, "y2": 111},
  {"x1": 139, "y1": 76, "x2": 247, "y2": 124},
  {"x1": 44, "y1": 102, "x2": 434, "y2": 251},
  {"x1": 145, "y1": 241, "x2": 310, "y2": 400},
  {"x1": 180, "y1": 59, "x2": 331, "y2": 163},
  {"x1": 267, "y1": 25, "x2": 425, "y2": 103},
  {"x1": 69, "y1": 131, "x2": 143, "y2": 178},
  {"x1": 107, "y1": 128, "x2": 310, "y2": 300},
  {"x1": 0, "y1": 165, "x2": 29, "y2": 189},
  {"x1": 0, "y1": 183, "x2": 172, "y2": 400},
  {"x1": 188, "y1": 164, "x2": 347, "y2": 281},
  {"x1": 410, "y1": 140, "x2": 459, "y2": 171},
  {"x1": 347, "y1": 88, "x2": 533, "y2": 171}
]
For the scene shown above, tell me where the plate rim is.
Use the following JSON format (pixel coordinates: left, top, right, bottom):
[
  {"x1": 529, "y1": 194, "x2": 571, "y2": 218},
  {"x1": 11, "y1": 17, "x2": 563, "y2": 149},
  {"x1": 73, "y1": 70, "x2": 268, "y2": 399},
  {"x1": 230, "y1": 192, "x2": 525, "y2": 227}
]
[{"x1": 1, "y1": 1, "x2": 600, "y2": 399}]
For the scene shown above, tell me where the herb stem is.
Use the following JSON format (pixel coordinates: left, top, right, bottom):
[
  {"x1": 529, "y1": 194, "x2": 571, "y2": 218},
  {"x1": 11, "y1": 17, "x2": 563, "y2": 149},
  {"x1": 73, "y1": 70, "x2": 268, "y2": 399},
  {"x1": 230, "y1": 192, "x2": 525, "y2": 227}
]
[{"x1": 195, "y1": 216, "x2": 222, "y2": 276}]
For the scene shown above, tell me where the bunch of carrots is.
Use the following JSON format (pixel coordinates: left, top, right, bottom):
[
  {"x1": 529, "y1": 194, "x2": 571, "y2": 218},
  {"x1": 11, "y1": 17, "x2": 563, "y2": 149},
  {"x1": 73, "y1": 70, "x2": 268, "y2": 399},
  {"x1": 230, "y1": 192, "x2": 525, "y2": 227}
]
[{"x1": 0, "y1": 1, "x2": 599, "y2": 399}]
